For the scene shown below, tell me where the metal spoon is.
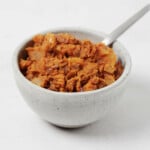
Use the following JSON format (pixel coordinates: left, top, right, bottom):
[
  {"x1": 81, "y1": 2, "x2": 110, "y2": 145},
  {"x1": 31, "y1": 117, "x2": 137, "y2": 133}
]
[{"x1": 102, "y1": 4, "x2": 150, "y2": 46}]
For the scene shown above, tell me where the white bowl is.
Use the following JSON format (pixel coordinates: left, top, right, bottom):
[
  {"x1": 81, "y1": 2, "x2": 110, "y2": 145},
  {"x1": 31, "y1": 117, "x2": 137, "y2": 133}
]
[{"x1": 12, "y1": 27, "x2": 132, "y2": 128}]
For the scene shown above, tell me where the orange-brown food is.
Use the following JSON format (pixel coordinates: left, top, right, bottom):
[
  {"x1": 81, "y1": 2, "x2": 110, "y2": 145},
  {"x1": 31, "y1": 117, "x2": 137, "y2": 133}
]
[{"x1": 19, "y1": 33, "x2": 124, "y2": 92}]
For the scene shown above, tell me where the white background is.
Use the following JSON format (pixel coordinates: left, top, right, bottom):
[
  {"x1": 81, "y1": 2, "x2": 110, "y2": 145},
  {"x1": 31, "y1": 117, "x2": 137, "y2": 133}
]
[{"x1": 0, "y1": 0, "x2": 150, "y2": 150}]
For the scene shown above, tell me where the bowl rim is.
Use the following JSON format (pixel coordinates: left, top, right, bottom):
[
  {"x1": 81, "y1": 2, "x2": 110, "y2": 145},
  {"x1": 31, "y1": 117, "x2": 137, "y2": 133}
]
[{"x1": 12, "y1": 27, "x2": 132, "y2": 96}]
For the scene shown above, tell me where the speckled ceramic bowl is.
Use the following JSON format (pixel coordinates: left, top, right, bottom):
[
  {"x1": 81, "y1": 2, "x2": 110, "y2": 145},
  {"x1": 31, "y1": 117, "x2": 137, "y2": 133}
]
[{"x1": 12, "y1": 27, "x2": 131, "y2": 128}]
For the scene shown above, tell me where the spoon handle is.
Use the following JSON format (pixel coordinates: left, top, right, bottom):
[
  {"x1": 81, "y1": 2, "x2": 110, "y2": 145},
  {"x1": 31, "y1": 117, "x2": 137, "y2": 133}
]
[{"x1": 102, "y1": 4, "x2": 150, "y2": 46}]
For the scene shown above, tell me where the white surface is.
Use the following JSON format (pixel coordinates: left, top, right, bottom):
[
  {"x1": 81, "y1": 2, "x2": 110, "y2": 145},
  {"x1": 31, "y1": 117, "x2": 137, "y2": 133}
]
[{"x1": 0, "y1": 0, "x2": 150, "y2": 149}]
